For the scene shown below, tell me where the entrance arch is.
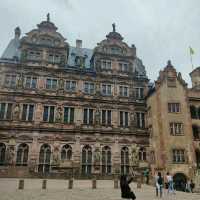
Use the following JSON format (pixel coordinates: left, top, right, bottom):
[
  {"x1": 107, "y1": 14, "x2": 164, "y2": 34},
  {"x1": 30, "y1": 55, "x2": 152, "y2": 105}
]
[{"x1": 173, "y1": 173, "x2": 187, "y2": 191}]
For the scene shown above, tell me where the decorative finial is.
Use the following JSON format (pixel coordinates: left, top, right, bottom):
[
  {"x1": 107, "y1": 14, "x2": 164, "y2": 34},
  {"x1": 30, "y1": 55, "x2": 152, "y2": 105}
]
[
  {"x1": 47, "y1": 13, "x2": 50, "y2": 22},
  {"x1": 112, "y1": 23, "x2": 116, "y2": 32},
  {"x1": 14, "y1": 27, "x2": 21, "y2": 38},
  {"x1": 167, "y1": 60, "x2": 172, "y2": 66}
]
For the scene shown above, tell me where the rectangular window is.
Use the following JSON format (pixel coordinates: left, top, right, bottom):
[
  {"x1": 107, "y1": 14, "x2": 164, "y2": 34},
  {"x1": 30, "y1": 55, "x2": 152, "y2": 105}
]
[
  {"x1": 168, "y1": 103, "x2": 180, "y2": 113},
  {"x1": 136, "y1": 112, "x2": 145, "y2": 128},
  {"x1": 119, "y1": 111, "x2": 129, "y2": 127},
  {"x1": 43, "y1": 106, "x2": 55, "y2": 123},
  {"x1": 24, "y1": 76, "x2": 37, "y2": 89},
  {"x1": 27, "y1": 51, "x2": 41, "y2": 61},
  {"x1": 46, "y1": 78, "x2": 57, "y2": 90},
  {"x1": 169, "y1": 122, "x2": 183, "y2": 135},
  {"x1": 119, "y1": 62, "x2": 129, "y2": 72},
  {"x1": 172, "y1": 149, "x2": 185, "y2": 163},
  {"x1": 65, "y1": 80, "x2": 76, "y2": 92},
  {"x1": 4, "y1": 74, "x2": 17, "y2": 88},
  {"x1": 101, "y1": 60, "x2": 111, "y2": 70},
  {"x1": 0, "y1": 103, "x2": 12, "y2": 120},
  {"x1": 64, "y1": 107, "x2": 74, "y2": 123},
  {"x1": 101, "y1": 110, "x2": 112, "y2": 126},
  {"x1": 21, "y1": 104, "x2": 34, "y2": 121},
  {"x1": 135, "y1": 88, "x2": 144, "y2": 99},
  {"x1": 84, "y1": 82, "x2": 95, "y2": 94},
  {"x1": 119, "y1": 86, "x2": 129, "y2": 97},
  {"x1": 48, "y1": 54, "x2": 60, "y2": 64},
  {"x1": 101, "y1": 84, "x2": 112, "y2": 95},
  {"x1": 83, "y1": 108, "x2": 93, "y2": 125}
]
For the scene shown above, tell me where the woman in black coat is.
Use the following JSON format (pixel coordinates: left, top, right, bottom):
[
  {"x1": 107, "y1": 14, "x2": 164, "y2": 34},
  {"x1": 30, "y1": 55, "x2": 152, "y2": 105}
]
[{"x1": 120, "y1": 175, "x2": 136, "y2": 200}]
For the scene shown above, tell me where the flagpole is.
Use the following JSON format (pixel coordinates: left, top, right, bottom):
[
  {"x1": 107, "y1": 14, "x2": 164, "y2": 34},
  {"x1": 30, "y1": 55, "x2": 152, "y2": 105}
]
[{"x1": 190, "y1": 53, "x2": 194, "y2": 70}]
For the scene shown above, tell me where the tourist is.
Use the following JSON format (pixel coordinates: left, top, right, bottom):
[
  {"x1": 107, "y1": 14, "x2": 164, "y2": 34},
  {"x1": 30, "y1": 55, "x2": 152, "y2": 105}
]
[
  {"x1": 120, "y1": 175, "x2": 136, "y2": 200},
  {"x1": 144, "y1": 168, "x2": 149, "y2": 184},
  {"x1": 190, "y1": 180, "x2": 195, "y2": 193},
  {"x1": 155, "y1": 172, "x2": 163, "y2": 198},
  {"x1": 166, "y1": 172, "x2": 175, "y2": 194}
]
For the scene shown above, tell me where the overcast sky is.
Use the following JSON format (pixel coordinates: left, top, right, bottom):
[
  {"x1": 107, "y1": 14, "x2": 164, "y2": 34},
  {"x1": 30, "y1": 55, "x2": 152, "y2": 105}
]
[{"x1": 0, "y1": 0, "x2": 199, "y2": 85}]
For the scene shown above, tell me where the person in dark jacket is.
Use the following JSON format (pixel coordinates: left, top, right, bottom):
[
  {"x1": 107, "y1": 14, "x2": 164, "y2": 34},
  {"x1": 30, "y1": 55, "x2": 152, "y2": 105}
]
[{"x1": 120, "y1": 175, "x2": 136, "y2": 200}]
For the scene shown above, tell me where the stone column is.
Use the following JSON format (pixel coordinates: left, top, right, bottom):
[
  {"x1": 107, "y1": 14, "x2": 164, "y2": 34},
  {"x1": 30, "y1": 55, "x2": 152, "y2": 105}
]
[
  {"x1": 73, "y1": 135, "x2": 81, "y2": 177},
  {"x1": 112, "y1": 136, "x2": 120, "y2": 175}
]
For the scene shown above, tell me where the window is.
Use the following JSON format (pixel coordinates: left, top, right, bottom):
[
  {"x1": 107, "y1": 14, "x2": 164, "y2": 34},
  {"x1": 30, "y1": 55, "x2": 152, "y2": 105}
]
[
  {"x1": 121, "y1": 147, "x2": 129, "y2": 175},
  {"x1": 83, "y1": 108, "x2": 93, "y2": 125},
  {"x1": 64, "y1": 107, "x2": 74, "y2": 124},
  {"x1": 139, "y1": 147, "x2": 147, "y2": 161},
  {"x1": 101, "y1": 60, "x2": 112, "y2": 70},
  {"x1": 48, "y1": 54, "x2": 60, "y2": 64},
  {"x1": 38, "y1": 144, "x2": 51, "y2": 173},
  {"x1": 172, "y1": 149, "x2": 185, "y2": 163},
  {"x1": 119, "y1": 62, "x2": 129, "y2": 72},
  {"x1": 65, "y1": 81, "x2": 76, "y2": 92},
  {"x1": 102, "y1": 146, "x2": 112, "y2": 175},
  {"x1": 190, "y1": 105, "x2": 198, "y2": 119},
  {"x1": 101, "y1": 110, "x2": 112, "y2": 126},
  {"x1": 61, "y1": 145, "x2": 72, "y2": 160},
  {"x1": 46, "y1": 78, "x2": 58, "y2": 90},
  {"x1": 110, "y1": 46, "x2": 122, "y2": 54},
  {"x1": 0, "y1": 103, "x2": 12, "y2": 120},
  {"x1": 82, "y1": 145, "x2": 92, "y2": 175},
  {"x1": 43, "y1": 106, "x2": 55, "y2": 123},
  {"x1": 136, "y1": 112, "x2": 145, "y2": 128},
  {"x1": 169, "y1": 122, "x2": 183, "y2": 135},
  {"x1": 192, "y1": 125, "x2": 200, "y2": 140},
  {"x1": 24, "y1": 76, "x2": 37, "y2": 89},
  {"x1": 168, "y1": 103, "x2": 180, "y2": 113},
  {"x1": 0, "y1": 143, "x2": 6, "y2": 166},
  {"x1": 16, "y1": 144, "x2": 29, "y2": 166},
  {"x1": 21, "y1": 104, "x2": 34, "y2": 121},
  {"x1": 120, "y1": 111, "x2": 129, "y2": 127},
  {"x1": 27, "y1": 51, "x2": 41, "y2": 61},
  {"x1": 4, "y1": 74, "x2": 17, "y2": 88},
  {"x1": 84, "y1": 82, "x2": 95, "y2": 94},
  {"x1": 119, "y1": 86, "x2": 129, "y2": 97},
  {"x1": 101, "y1": 84, "x2": 112, "y2": 95},
  {"x1": 135, "y1": 88, "x2": 144, "y2": 99}
]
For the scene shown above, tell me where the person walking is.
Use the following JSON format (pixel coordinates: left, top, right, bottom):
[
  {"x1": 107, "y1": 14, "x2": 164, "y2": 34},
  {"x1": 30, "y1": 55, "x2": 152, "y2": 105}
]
[
  {"x1": 120, "y1": 175, "x2": 136, "y2": 200},
  {"x1": 190, "y1": 180, "x2": 195, "y2": 193},
  {"x1": 155, "y1": 172, "x2": 163, "y2": 198},
  {"x1": 166, "y1": 172, "x2": 175, "y2": 194}
]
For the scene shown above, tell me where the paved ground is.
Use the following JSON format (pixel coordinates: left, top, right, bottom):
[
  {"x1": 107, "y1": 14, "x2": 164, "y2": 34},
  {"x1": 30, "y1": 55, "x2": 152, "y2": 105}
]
[{"x1": 0, "y1": 179, "x2": 199, "y2": 200}]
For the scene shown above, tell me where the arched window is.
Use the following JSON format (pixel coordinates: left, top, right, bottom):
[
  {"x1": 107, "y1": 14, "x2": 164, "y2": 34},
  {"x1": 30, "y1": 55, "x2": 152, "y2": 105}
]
[
  {"x1": 61, "y1": 144, "x2": 72, "y2": 160},
  {"x1": 38, "y1": 144, "x2": 51, "y2": 173},
  {"x1": 16, "y1": 143, "x2": 29, "y2": 166},
  {"x1": 121, "y1": 147, "x2": 129, "y2": 175},
  {"x1": 82, "y1": 145, "x2": 92, "y2": 175},
  {"x1": 190, "y1": 105, "x2": 197, "y2": 119},
  {"x1": 139, "y1": 147, "x2": 147, "y2": 161},
  {"x1": 102, "y1": 146, "x2": 112, "y2": 175},
  {"x1": 0, "y1": 143, "x2": 6, "y2": 166}
]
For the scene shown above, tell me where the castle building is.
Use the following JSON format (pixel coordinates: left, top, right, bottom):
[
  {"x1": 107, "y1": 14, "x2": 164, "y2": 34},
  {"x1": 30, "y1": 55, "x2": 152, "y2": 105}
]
[
  {"x1": 147, "y1": 61, "x2": 200, "y2": 190},
  {"x1": 0, "y1": 16, "x2": 149, "y2": 178}
]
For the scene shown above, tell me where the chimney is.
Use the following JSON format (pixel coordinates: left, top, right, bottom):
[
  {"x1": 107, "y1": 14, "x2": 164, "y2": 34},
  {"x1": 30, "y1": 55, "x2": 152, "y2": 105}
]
[
  {"x1": 76, "y1": 39, "x2": 82, "y2": 48},
  {"x1": 131, "y1": 44, "x2": 136, "y2": 56},
  {"x1": 15, "y1": 27, "x2": 21, "y2": 39}
]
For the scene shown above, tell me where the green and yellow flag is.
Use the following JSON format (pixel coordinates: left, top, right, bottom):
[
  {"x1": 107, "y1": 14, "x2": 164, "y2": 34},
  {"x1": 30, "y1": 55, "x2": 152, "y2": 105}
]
[{"x1": 189, "y1": 46, "x2": 195, "y2": 55}]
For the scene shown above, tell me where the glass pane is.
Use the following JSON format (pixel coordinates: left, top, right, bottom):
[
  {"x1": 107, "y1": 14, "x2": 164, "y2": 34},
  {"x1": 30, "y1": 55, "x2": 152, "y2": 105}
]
[
  {"x1": 125, "y1": 112, "x2": 128, "y2": 127},
  {"x1": 52, "y1": 80, "x2": 57, "y2": 89},
  {"x1": 6, "y1": 103, "x2": 12, "y2": 120},
  {"x1": 89, "y1": 109, "x2": 93, "y2": 124},
  {"x1": 22, "y1": 104, "x2": 27, "y2": 120},
  {"x1": 49, "y1": 106, "x2": 55, "y2": 123},
  {"x1": 70, "y1": 108, "x2": 74, "y2": 123},
  {"x1": 32, "y1": 78, "x2": 37, "y2": 89},
  {"x1": 83, "y1": 109, "x2": 88, "y2": 124},
  {"x1": 25, "y1": 77, "x2": 31, "y2": 88},
  {"x1": 28, "y1": 105, "x2": 34, "y2": 121},
  {"x1": 64, "y1": 107, "x2": 69, "y2": 123},
  {"x1": 107, "y1": 110, "x2": 111, "y2": 125},
  {"x1": 120, "y1": 111, "x2": 123, "y2": 126},
  {"x1": 46, "y1": 79, "x2": 51, "y2": 89},
  {"x1": 0, "y1": 103, "x2": 5, "y2": 119},
  {"x1": 102, "y1": 110, "x2": 106, "y2": 125},
  {"x1": 43, "y1": 106, "x2": 49, "y2": 122}
]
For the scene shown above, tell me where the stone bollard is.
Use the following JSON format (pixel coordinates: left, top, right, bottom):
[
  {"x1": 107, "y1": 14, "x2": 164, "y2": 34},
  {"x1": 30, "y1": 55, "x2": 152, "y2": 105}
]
[
  {"x1": 114, "y1": 178, "x2": 119, "y2": 189},
  {"x1": 92, "y1": 178, "x2": 97, "y2": 189},
  {"x1": 18, "y1": 179, "x2": 24, "y2": 190},
  {"x1": 42, "y1": 179, "x2": 47, "y2": 189},
  {"x1": 68, "y1": 178, "x2": 73, "y2": 189}
]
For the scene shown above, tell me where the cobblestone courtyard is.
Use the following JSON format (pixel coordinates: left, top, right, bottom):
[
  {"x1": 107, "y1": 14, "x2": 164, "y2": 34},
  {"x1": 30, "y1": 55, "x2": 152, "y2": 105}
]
[{"x1": 0, "y1": 179, "x2": 199, "y2": 200}]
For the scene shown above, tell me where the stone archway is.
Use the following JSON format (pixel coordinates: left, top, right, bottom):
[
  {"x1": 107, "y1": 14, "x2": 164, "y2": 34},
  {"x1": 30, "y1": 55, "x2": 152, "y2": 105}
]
[{"x1": 173, "y1": 173, "x2": 187, "y2": 191}]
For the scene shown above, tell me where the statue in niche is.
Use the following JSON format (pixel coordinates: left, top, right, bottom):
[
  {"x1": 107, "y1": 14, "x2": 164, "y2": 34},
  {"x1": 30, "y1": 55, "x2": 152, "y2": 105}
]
[
  {"x1": 56, "y1": 106, "x2": 62, "y2": 123},
  {"x1": 59, "y1": 79, "x2": 64, "y2": 90},
  {"x1": 6, "y1": 146, "x2": 15, "y2": 165},
  {"x1": 52, "y1": 143, "x2": 60, "y2": 165},
  {"x1": 94, "y1": 148, "x2": 101, "y2": 164},
  {"x1": 95, "y1": 109, "x2": 101, "y2": 125},
  {"x1": 17, "y1": 75, "x2": 23, "y2": 88},
  {"x1": 13, "y1": 104, "x2": 20, "y2": 120},
  {"x1": 130, "y1": 144, "x2": 139, "y2": 167}
]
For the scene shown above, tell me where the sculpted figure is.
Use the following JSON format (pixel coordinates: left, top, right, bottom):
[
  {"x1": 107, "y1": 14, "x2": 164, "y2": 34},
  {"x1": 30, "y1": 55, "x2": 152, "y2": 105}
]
[
  {"x1": 56, "y1": 106, "x2": 62, "y2": 122},
  {"x1": 130, "y1": 144, "x2": 139, "y2": 167},
  {"x1": 95, "y1": 109, "x2": 100, "y2": 125},
  {"x1": 59, "y1": 79, "x2": 64, "y2": 90},
  {"x1": 94, "y1": 148, "x2": 101, "y2": 164},
  {"x1": 52, "y1": 143, "x2": 60, "y2": 165},
  {"x1": 6, "y1": 146, "x2": 15, "y2": 165},
  {"x1": 13, "y1": 104, "x2": 20, "y2": 120}
]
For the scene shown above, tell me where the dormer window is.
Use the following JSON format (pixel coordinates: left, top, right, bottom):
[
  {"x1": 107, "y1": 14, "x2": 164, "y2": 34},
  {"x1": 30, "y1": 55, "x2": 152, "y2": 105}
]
[
  {"x1": 119, "y1": 62, "x2": 129, "y2": 72},
  {"x1": 40, "y1": 37, "x2": 53, "y2": 46},
  {"x1": 101, "y1": 60, "x2": 112, "y2": 70},
  {"x1": 27, "y1": 51, "x2": 42, "y2": 61},
  {"x1": 110, "y1": 46, "x2": 122, "y2": 54},
  {"x1": 48, "y1": 53, "x2": 60, "y2": 64}
]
